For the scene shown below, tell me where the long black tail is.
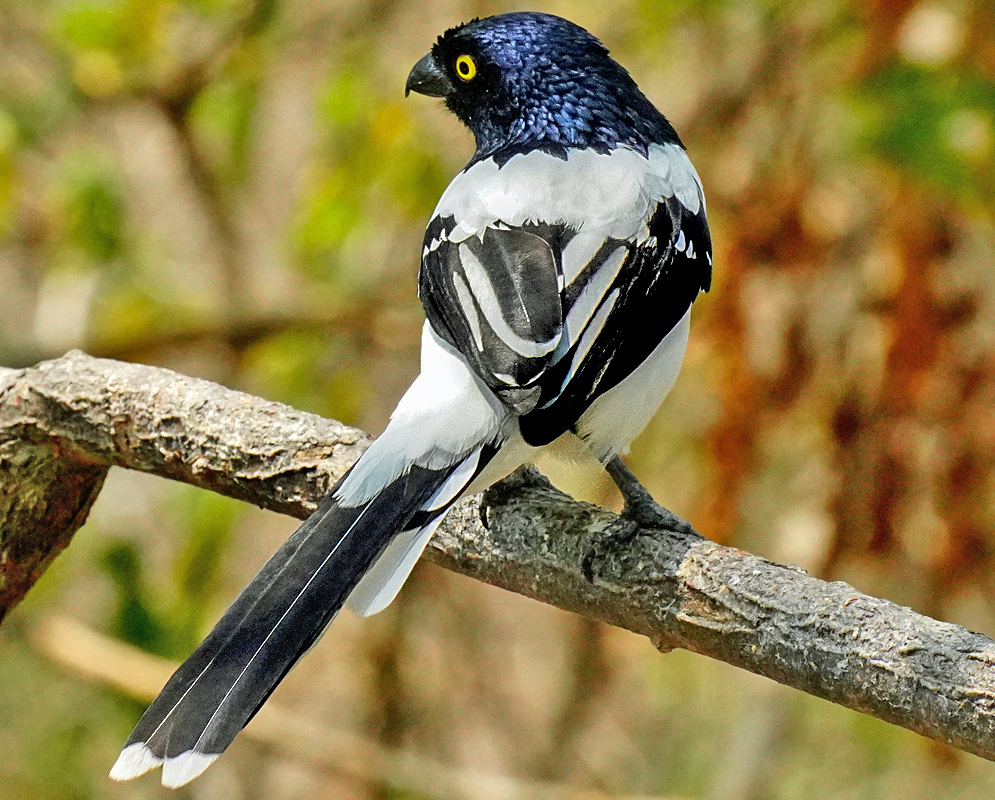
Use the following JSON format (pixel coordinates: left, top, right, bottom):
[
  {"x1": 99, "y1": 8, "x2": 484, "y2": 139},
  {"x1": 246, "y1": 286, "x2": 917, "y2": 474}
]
[{"x1": 110, "y1": 460, "x2": 469, "y2": 787}]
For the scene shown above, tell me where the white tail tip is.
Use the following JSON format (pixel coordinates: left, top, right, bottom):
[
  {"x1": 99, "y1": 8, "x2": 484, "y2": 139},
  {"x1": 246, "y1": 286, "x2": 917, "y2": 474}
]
[
  {"x1": 109, "y1": 742, "x2": 162, "y2": 781},
  {"x1": 161, "y1": 749, "x2": 220, "y2": 788},
  {"x1": 110, "y1": 743, "x2": 220, "y2": 788}
]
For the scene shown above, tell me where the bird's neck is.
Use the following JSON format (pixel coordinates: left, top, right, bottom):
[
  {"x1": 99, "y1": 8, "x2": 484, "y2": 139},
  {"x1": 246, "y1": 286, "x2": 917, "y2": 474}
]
[{"x1": 465, "y1": 95, "x2": 683, "y2": 169}]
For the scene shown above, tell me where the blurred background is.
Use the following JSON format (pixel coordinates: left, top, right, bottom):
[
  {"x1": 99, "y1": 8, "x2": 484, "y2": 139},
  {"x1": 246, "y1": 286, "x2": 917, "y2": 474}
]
[{"x1": 1, "y1": 0, "x2": 995, "y2": 797}]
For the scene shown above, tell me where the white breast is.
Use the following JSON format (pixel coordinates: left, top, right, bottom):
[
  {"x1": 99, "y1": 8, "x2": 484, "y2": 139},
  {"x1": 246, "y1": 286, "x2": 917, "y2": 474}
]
[{"x1": 574, "y1": 307, "x2": 691, "y2": 461}]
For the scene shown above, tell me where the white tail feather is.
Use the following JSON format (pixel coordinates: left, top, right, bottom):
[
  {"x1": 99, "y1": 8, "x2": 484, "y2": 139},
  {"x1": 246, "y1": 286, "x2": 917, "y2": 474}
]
[
  {"x1": 161, "y1": 750, "x2": 219, "y2": 788},
  {"x1": 347, "y1": 449, "x2": 481, "y2": 617},
  {"x1": 109, "y1": 742, "x2": 162, "y2": 782},
  {"x1": 346, "y1": 517, "x2": 444, "y2": 617}
]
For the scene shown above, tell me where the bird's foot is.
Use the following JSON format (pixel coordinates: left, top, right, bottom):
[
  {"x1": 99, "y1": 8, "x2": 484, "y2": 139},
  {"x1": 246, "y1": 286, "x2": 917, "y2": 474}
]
[{"x1": 604, "y1": 456, "x2": 699, "y2": 536}]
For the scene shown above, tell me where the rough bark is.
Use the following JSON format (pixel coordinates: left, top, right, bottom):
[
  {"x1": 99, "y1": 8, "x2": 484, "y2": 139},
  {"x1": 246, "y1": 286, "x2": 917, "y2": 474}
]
[{"x1": 2, "y1": 351, "x2": 994, "y2": 761}]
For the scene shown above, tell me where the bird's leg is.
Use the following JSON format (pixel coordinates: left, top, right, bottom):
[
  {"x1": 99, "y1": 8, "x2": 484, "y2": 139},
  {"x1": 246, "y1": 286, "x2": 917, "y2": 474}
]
[{"x1": 604, "y1": 456, "x2": 698, "y2": 536}]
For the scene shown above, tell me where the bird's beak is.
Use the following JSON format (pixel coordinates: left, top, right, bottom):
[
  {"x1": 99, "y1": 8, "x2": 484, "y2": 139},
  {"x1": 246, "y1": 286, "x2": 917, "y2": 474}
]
[{"x1": 405, "y1": 53, "x2": 454, "y2": 98}]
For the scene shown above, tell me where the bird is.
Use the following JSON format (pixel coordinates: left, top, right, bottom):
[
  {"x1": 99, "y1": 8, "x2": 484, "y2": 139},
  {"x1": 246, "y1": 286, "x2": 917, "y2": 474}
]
[{"x1": 110, "y1": 11, "x2": 711, "y2": 788}]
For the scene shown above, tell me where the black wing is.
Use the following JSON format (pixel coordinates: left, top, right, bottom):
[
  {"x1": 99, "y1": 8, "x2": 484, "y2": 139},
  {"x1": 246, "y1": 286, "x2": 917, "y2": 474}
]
[
  {"x1": 419, "y1": 216, "x2": 568, "y2": 414},
  {"x1": 419, "y1": 194, "x2": 711, "y2": 446},
  {"x1": 520, "y1": 195, "x2": 711, "y2": 445}
]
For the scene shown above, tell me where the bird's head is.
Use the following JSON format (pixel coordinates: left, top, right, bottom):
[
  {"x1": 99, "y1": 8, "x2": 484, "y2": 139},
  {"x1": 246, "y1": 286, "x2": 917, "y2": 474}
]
[{"x1": 406, "y1": 12, "x2": 681, "y2": 163}]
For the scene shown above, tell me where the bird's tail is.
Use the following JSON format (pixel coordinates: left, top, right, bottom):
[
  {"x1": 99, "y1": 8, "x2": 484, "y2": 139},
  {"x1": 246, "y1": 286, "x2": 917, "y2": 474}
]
[{"x1": 110, "y1": 446, "x2": 490, "y2": 788}]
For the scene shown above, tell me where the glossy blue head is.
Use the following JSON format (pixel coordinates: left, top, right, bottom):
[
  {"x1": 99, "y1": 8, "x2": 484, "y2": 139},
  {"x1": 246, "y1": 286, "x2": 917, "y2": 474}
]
[{"x1": 406, "y1": 13, "x2": 682, "y2": 164}]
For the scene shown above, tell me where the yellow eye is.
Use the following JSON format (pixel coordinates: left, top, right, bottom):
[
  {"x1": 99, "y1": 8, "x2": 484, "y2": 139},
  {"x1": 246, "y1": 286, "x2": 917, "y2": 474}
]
[{"x1": 455, "y1": 54, "x2": 477, "y2": 81}]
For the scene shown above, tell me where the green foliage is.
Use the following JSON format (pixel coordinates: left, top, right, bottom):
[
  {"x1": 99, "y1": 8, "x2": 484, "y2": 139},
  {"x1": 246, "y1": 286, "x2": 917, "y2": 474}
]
[
  {"x1": 55, "y1": 0, "x2": 171, "y2": 101},
  {"x1": 295, "y1": 64, "x2": 449, "y2": 281},
  {"x1": 856, "y1": 61, "x2": 995, "y2": 201},
  {"x1": 99, "y1": 541, "x2": 173, "y2": 656},
  {"x1": 242, "y1": 329, "x2": 370, "y2": 422},
  {"x1": 0, "y1": 636, "x2": 128, "y2": 800},
  {"x1": 0, "y1": 109, "x2": 18, "y2": 235},
  {"x1": 188, "y1": 38, "x2": 266, "y2": 185},
  {"x1": 99, "y1": 487, "x2": 240, "y2": 660},
  {"x1": 58, "y1": 3, "x2": 129, "y2": 53},
  {"x1": 59, "y1": 157, "x2": 128, "y2": 264},
  {"x1": 169, "y1": 488, "x2": 241, "y2": 652},
  {"x1": 88, "y1": 285, "x2": 161, "y2": 345}
]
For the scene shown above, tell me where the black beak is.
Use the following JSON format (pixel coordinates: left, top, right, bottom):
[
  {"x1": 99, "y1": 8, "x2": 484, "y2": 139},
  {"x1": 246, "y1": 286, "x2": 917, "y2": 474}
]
[{"x1": 405, "y1": 53, "x2": 455, "y2": 98}]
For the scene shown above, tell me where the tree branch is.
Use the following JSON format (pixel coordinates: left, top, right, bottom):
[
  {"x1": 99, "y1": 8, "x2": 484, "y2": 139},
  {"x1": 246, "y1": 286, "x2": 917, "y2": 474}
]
[{"x1": 2, "y1": 351, "x2": 995, "y2": 761}]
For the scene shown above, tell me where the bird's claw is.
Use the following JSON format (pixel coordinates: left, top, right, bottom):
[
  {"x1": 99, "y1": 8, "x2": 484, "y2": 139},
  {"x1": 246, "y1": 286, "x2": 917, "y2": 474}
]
[{"x1": 605, "y1": 455, "x2": 698, "y2": 536}]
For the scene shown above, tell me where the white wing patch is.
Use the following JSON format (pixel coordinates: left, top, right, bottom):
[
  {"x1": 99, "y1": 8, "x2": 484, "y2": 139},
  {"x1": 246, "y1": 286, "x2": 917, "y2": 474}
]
[
  {"x1": 561, "y1": 230, "x2": 611, "y2": 285},
  {"x1": 563, "y1": 245, "x2": 627, "y2": 347},
  {"x1": 577, "y1": 307, "x2": 692, "y2": 460},
  {"x1": 424, "y1": 449, "x2": 481, "y2": 512},
  {"x1": 452, "y1": 272, "x2": 484, "y2": 352},
  {"x1": 562, "y1": 288, "x2": 620, "y2": 393}
]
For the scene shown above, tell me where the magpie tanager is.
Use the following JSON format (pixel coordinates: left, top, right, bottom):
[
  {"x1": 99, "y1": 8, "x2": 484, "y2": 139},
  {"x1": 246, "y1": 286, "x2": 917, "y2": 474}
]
[{"x1": 111, "y1": 12, "x2": 711, "y2": 787}]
